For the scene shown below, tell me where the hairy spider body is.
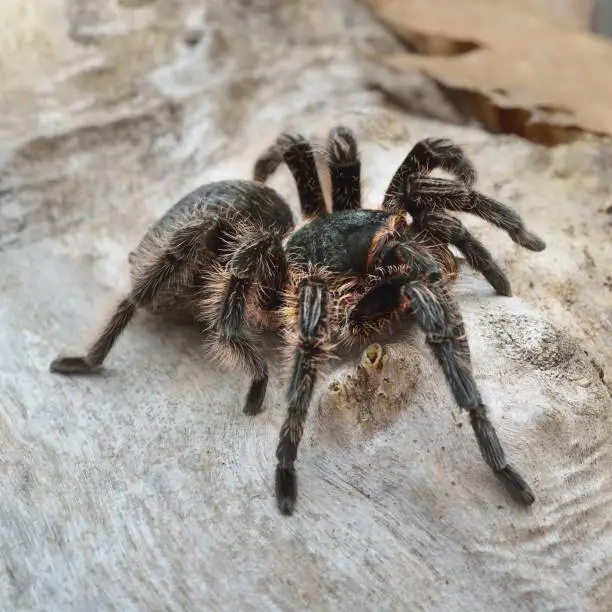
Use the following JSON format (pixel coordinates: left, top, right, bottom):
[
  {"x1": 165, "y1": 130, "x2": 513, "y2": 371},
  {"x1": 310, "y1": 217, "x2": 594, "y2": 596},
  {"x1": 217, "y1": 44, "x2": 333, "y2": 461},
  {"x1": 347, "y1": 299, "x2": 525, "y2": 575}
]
[
  {"x1": 279, "y1": 209, "x2": 460, "y2": 346},
  {"x1": 50, "y1": 126, "x2": 545, "y2": 516},
  {"x1": 129, "y1": 180, "x2": 295, "y2": 320}
]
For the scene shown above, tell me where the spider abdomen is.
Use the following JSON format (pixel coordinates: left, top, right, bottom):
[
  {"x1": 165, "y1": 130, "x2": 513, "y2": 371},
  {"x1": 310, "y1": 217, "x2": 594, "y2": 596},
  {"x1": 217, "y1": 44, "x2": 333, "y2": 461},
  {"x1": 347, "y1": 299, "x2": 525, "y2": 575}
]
[{"x1": 128, "y1": 179, "x2": 295, "y2": 320}]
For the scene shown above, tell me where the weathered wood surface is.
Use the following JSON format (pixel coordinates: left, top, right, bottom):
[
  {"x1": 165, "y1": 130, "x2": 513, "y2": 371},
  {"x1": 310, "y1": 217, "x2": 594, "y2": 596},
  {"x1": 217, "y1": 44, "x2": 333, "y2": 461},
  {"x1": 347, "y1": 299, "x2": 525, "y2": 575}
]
[
  {"x1": 363, "y1": 0, "x2": 612, "y2": 143},
  {"x1": 1, "y1": 1, "x2": 611, "y2": 610}
]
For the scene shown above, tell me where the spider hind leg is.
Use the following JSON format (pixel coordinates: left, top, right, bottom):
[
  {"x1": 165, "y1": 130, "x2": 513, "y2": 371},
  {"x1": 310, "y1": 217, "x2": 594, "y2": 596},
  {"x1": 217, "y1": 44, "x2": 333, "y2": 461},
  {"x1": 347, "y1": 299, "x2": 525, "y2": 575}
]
[
  {"x1": 209, "y1": 274, "x2": 269, "y2": 416},
  {"x1": 50, "y1": 216, "x2": 215, "y2": 375}
]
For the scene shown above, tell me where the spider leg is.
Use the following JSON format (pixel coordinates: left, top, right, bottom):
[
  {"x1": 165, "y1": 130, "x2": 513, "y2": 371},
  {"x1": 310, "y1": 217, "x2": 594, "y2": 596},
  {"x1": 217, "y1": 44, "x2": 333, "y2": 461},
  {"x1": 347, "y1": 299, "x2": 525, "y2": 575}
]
[
  {"x1": 276, "y1": 278, "x2": 330, "y2": 515},
  {"x1": 207, "y1": 230, "x2": 287, "y2": 415},
  {"x1": 252, "y1": 133, "x2": 327, "y2": 220},
  {"x1": 382, "y1": 137, "x2": 477, "y2": 207},
  {"x1": 390, "y1": 175, "x2": 545, "y2": 252},
  {"x1": 416, "y1": 210, "x2": 512, "y2": 296},
  {"x1": 209, "y1": 275, "x2": 268, "y2": 416},
  {"x1": 327, "y1": 126, "x2": 361, "y2": 211},
  {"x1": 50, "y1": 217, "x2": 215, "y2": 375},
  {"x1": 366, "y1": 212, "x2": 442, "y2": 282},
  {"x1": 413, "y1": 284, "x2": 534, "y2": 504},
  {"x1": 349, "y1": 279, "x2": 535, "y2": 504}
]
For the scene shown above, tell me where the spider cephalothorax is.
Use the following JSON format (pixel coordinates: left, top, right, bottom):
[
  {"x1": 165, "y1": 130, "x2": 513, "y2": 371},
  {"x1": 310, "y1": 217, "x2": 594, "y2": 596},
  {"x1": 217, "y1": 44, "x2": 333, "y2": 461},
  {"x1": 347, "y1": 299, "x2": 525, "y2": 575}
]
[{"x1": 50, "y1": 126, "x2": 545, "y2": 515}]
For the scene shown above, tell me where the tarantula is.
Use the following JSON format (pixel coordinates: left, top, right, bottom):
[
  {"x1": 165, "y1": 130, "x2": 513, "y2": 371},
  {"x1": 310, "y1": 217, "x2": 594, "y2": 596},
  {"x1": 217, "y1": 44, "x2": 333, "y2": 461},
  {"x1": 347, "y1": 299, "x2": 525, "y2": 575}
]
[{"x1": 50, "y1": 126, "x2": 545, "y2": 515}]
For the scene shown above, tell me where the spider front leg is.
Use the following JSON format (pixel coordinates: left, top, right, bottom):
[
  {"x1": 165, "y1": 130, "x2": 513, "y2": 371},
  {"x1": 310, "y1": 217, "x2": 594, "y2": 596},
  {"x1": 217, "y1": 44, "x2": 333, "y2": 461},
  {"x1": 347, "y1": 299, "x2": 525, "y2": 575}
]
[
  {"x1": 391, "y1": 174, "x2": 545, "y2": 252},
  {"x1": 50, "y1": 217, "x2": 215, "y2": 375},
  {"x1": 276, "y1": 278, "x2": 331, "y2": 515},
  {"x1": 382, "y1": 137, "x2": 477, "y2": 207},
  {"x1": 350, "y1": 278, "x2": 535, "y2": 505},
  {"x1": 206, "y1": 231, "x2": 287, "y2": 415},
  {"x1": 412, "y1": 285, "x2": 535, "y2": 504},
  {"x1": 417, "y1": 210, "x2": 513, "y2": 296}
]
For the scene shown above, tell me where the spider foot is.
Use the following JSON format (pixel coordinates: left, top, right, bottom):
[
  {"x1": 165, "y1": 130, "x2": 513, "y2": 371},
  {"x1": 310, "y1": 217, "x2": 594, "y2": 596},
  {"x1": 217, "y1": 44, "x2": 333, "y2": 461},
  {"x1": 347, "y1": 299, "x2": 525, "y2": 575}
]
[
  {"x1": 275, "y1": 465, "x2": 297, "y2": 515},
  {"x1": 243, "y1": 376, "x2": 268, "y2": 416},
  {"x1": 496, "y1": 464, "x2": 536, "y2": 505},
  {"x1": 49, "y1": 356, "x2": 99, "y2": 375},
  {"x1": 482, "y1": 265, "x2": 512, "y2": 296},
  {"x1": 510, "y1": 229, "x2": 546, "y2": 252}
]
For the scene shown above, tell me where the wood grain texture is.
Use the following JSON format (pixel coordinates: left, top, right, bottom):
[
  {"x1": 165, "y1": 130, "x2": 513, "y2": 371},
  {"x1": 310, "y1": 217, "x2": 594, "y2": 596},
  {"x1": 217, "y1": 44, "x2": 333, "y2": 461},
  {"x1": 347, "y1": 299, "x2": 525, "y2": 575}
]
[{"x1": 0, "y1": 0, "x2": 611, "y2": 610}]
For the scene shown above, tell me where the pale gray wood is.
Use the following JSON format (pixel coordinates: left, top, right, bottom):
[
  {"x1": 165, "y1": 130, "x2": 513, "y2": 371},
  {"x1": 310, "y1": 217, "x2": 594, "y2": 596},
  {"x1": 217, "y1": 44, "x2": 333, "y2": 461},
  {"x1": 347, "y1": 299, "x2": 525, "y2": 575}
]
[{"x1": 0, "y1": 1, "x2": 610, "y2": 610}]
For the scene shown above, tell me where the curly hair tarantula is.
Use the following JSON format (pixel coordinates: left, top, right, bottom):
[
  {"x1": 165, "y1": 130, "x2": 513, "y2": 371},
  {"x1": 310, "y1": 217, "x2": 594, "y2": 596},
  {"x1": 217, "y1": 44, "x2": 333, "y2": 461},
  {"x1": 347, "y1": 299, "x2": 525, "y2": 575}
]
[{"x1": 50, "y1": 125, "x2": 545, "y2": 515}]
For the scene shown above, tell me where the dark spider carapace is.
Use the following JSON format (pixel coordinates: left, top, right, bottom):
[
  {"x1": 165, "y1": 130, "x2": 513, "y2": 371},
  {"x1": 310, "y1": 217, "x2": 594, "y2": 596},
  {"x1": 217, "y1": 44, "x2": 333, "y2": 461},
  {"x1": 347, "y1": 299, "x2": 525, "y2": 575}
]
[{"x1": 50, "y1": 126, "x2": 545, "y2": 515}]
